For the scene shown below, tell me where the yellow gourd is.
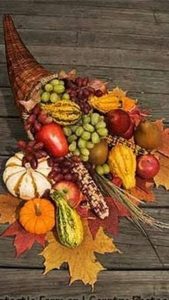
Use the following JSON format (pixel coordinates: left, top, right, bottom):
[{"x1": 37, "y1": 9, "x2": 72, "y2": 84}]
[{"x1": 108, "y1": 144, "x2": 136, "y2": 189}]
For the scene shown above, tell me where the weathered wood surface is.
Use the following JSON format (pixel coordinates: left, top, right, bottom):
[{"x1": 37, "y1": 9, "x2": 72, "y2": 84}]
[
  {"x1": 0, "y1": 209, "x2": 169, "y2": 270},
  {"x1": 1, "y1": 0, "x2": 169, "y2": 297},
  {"x1": 1, "y1": 270, "x2": 169, "y2": 297}
]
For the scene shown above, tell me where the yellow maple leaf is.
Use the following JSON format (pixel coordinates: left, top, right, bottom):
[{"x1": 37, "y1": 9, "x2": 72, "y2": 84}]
[
  {"x1": 154, "y1": 153, "x2": 169, "y2": 190},
  {"x1": 40, "y1": 221, "x2": 117, "y2": 287},
  {"x1": 111, "y1": 87, "x2": 136, "y2": 111},
  {"x1": 0, "y1": 194, "x2": 20, "y2": 224},
  {"x1": 111, "y1": 87, "x2": 127, "y2": 98}
]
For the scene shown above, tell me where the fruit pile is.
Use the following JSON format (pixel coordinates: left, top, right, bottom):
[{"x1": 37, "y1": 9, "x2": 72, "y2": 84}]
[
  {"x1": 41, "y1": 79, "x2": 69, "y2": 103},
  {"x1": 65, "y1": 77, "x2": 106, "y2": 114},
  {"x1": 3, "y1": 73, "x2": 163, "y2": 248},
  {"x1": 64, "y1": 112, "x2": 108, "y2": 161},
  {"x1": 24, "y1": 104, "x2": 53, "y2": 135},
  {"x1": 47, "y1": 156, "x2": 79, "y2": 184}
]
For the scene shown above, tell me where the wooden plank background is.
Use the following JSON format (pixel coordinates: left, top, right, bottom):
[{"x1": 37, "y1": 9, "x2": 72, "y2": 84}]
[{"x1": 0, "y1": 0, "x2": 169, "y2": 297}]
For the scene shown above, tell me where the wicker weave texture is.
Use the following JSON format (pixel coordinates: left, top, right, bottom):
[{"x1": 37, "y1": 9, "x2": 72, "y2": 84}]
[{"x1": 3, "y1": 15, "x2": 52, "y2": 108}]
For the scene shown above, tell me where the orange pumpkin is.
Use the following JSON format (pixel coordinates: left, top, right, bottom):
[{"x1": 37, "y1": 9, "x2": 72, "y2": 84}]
[{"x1": 19, "y1": 198, "x2": 55, "y2": 234}]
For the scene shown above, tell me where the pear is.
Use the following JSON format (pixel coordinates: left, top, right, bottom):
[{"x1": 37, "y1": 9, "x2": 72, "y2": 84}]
[
  {"x1": 134, "y1": 120, "x2": 161, "y2": 150},
  {"x1": 89, "y1": 139, "x2": 108, "y2": 165}
]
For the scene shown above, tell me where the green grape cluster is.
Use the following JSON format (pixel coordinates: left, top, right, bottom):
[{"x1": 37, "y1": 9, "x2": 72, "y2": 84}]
[
  {"x1": 64, "y1": 112, "x2": 108, "y2": 162},
  {"x1": 40, "y1": 79, "x2": 70, "y2": 104},
  {"x1": 96, "y1": 163, "x2": 110, "y2": 176}
]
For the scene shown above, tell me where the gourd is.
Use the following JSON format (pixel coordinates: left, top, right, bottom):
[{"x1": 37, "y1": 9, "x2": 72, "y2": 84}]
[
  {"x1": 3, "y1": 152, "x2": 52, "y2": 200},
  {"x1": 108, "y1": 144, "x2": 136, "y2": 189},
  {"x1": 51, "y1": 192, "x2": 84, "y2": 248},
  {"x1": 41, "y1": 100, "x2": 81, "y2": 125},
  {"x1": 89, "y1": 92, "x2": 136, "y2": 113},
  {"x1": 19, "y1": 198, "x2": 55, "y2": 234}
]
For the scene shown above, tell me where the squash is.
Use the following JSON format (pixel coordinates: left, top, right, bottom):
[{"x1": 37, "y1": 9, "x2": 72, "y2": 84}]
[
  {"x1": 51, "y1": 191, "x2": 84, "y2": 248},
  {"x1": 108, "y1": 144, "x2": 136, "y2": 189},
  {"x1": 19, "y1": 198, "x2": 55, "y2": 234},
  {"x1": 3, "y1": 152, "x2": 52, "y2": 200},
  {"x1": 41, "y1": 100, "x2": 81, "y2": 125}
]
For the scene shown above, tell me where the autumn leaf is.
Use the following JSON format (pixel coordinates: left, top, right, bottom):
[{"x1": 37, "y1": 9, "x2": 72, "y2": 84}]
[
  {"x1": 130, "y1": 177, "x2": 155, "y2": 202},
  {"x1": 154, "y1": 153, "x2": 169, "y2": 190},
  {"x1": 154, "y1": 119, "x2": 169, "y2": 158},
  {"x1": 88, "y1": 197, "x2": 129, "y2": 239},
  {"x1": 0, "y1": 194, "x2": 20, "y2": 224},
  {"x1": 41, "y1": 221, "x2": 117, "y2": 287},
  {"x1": 111, "y1": 87, "x2": 136, "y2": 111},
  {"x1": 1, "y1": 221, "x2": 46, "y2": 257}
]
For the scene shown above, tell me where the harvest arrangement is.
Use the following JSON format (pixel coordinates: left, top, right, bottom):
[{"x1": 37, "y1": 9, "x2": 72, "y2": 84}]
[{"x1": 1, "y1": 15, "x2": 169, "y2": 287}]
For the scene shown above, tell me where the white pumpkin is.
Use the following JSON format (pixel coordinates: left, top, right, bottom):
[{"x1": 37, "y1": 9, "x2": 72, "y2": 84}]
[{"x1": 3, "y1": 152, "x2": 52, "y2": 200}]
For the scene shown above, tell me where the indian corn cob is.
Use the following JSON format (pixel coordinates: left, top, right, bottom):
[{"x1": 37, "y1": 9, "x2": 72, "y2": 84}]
[{"x1": 69, "y1": 156, "x2": 109, "y2": 219}]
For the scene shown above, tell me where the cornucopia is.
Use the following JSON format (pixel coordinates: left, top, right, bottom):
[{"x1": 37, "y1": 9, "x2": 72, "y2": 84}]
[{"x1": 1, "y1": 15, "x2": 169, "y2": 287}]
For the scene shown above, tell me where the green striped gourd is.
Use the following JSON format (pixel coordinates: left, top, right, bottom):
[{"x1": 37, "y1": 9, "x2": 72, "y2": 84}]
[
  {"x1": 41, "y1": 100, "x2": 81, "y2": 126},
  {"x1": 51, "y1": 192, "x2": 84, "y2": 248}
]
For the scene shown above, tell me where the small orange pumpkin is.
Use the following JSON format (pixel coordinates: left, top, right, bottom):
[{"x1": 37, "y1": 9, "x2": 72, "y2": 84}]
[{"x1": 19, "y1": 198, "x2": 55, "y2": 234}]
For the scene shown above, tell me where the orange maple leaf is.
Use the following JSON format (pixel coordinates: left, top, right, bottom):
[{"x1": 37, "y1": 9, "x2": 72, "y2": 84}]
[
  {"x1": 41, "y1": 221, "x2": 118, "y2": 287},
  {"x1": 0, "y1": 194, "x2": 20, "y2": 224},
  {"x1": 111, "y1": 87, "x2": 136, "y2": 111},
  {"x1": 130, "y1": 186, "x2": 155, "y2": 202},
  {"x1": 154, "y1": 119, "x2": 169, "y2": 158},
  {"x1": 130, "y1": 177, "x2": 155, "y2": 203},
  {"x1": 154, "y1": 153, "x2": 169, "y2": 190}
]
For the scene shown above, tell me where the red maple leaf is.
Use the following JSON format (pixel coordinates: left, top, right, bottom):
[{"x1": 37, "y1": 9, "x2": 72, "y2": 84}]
[
  {"x1": 1, "y1": 221, "x2": 46, "y2": 257},
  {"x1": 88, "y1": 197, "x2": 129, "y2": 239},
  {"x1": 130, "y1": 177, "x2": 155, "y2": 203}
]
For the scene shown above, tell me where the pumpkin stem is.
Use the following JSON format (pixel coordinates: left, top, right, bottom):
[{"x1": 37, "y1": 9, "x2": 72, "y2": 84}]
[{"x1": 34, "y1": 203, "x2": 42, "y2": 216}]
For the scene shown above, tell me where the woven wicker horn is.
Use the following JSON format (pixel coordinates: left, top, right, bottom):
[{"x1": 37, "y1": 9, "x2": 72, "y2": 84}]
[{"x1": 3, "y1": 15, "x2": 56, "y2": 112}]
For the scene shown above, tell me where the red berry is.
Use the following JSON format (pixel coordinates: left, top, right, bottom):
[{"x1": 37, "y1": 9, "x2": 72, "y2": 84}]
[
  {"x1": 34, "y1": 121, "x2": 42, "y2": 132},
  {"x1": 22, "y1": 157, "x2": 28, "y2": 167},
  {"x1": 47, "y1": 158, "x2": 54, "y2": 167},
  {"x1": 34, "y1": 142, "x2": 44, "y2": 150},
  {"x1": 17, "y1": 140, "x2": 26, "y2": 150},
  {"x1": 95, "y1": 89, "x2": 103, "y2": 97},
  {"x1": 53, "y1": 174, "x2": 64, "y2": 183},
  {"x1": 64, "y1": 174, "x2": 73, "y2": 181},
  {"x1": 33, "y1": 104, "x2": 41, "y2": 115},
  {"x1": 30, "y1": 158, "x2": 38, "y2": 169},
  {"x1": 75, "y1": 77, "x2": 83, "y2": 87},
  {"x1": 27, "y1": 114, "x2": 36, "y2": 124}
]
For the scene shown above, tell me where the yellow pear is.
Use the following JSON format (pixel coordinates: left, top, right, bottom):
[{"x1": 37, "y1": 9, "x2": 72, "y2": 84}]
[{"x1": 134, "y1": 120, "x2": 161, "y2": 150}]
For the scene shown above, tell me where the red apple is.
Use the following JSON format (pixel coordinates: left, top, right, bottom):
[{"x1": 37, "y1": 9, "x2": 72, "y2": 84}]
[
  {"x1": 107, "y1": 109, "x2": 131, "y2": 136},
  {"x1": 54, "y1": 180, "x2": 81, "y2": 208},
  {"x1": 121, "y1": 121, "x2": 134, "y2": 139},
  {"x1": 136, "y1": 154, "x2": 160, "y2": 179}
]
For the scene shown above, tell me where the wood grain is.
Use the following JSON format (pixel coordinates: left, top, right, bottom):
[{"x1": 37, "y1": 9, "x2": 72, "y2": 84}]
[
  {"x1": 0, "y1": 208, "x2": 169, "y2": 270},
  {"x1": 1, "y1": 14, "x2": 169, "y2": 37},
  {"x1": 0, "y1": 269, "x2": 169, "y2": 297},
  {"x1": 1, "y1": 44, "x2": 169, "y2": 72},
  {"x1": 2, "y1": 28, "x2": 169, "y2": 51},
  {"x1": 0, "y1": 0, "x2": 169, "y2": 14},
  {"x1": 1, "y1": 0, "x2": 169, "y2": 295}
]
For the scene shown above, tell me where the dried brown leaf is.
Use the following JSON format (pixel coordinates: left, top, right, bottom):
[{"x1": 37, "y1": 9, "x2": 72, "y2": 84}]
[{"x1": 0, "y1": 194, "x2": 20, "y2": 224}]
